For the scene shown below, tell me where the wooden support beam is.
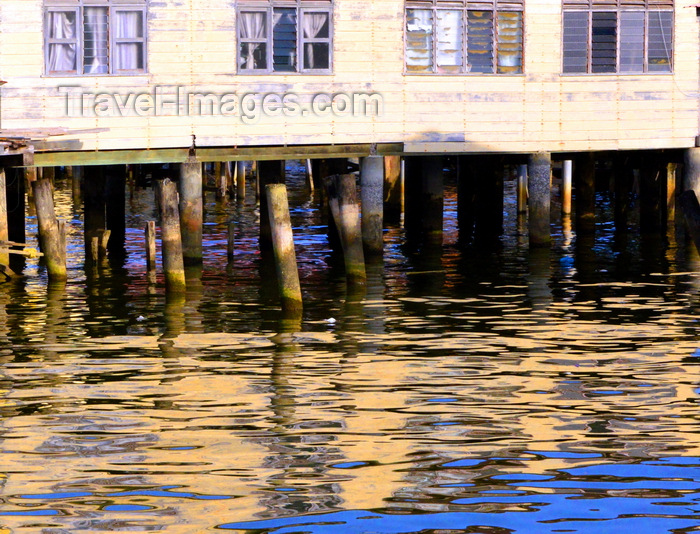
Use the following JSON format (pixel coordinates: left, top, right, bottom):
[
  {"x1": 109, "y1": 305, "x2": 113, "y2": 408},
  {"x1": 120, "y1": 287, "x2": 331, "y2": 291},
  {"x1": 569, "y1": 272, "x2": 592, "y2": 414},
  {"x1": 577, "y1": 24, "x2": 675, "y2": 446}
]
[{"x1": 30, "y1": 143, "x2": 405, "y2": 168}]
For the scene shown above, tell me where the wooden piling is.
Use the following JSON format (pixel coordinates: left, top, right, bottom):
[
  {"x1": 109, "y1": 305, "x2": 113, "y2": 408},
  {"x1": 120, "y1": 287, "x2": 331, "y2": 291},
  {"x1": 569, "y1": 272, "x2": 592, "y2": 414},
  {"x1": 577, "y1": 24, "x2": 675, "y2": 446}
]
[
  {"x1": 561, "y1": 160, "x2": 572, "y2": 215},
  {"x1": 680, "y1": 190, "x2": 700, "y2": 253},
  {"x1": 384, "y1": 155, "x2": 402, "y2": 222},
  {"x1": 258, "y1": 160, "x2": 285, "y2": 250},
  {"x1": 157, "y1": 178, "x2": 186, "y2": 293},
  {"x1": 683, "y1": 148, "x2": 700, "y2": 198},
  {"x1": 266, "y1": 184, "x2": 303, "y2": 314},
  {"x1": 305, "y1": 159, "x2": 314, "y2": 192},
  {"x1": 517, "y1": 164, "x2": 528, "y2": 215},
  {"x1": 528, "y1": 151, "x2": 552, "y2": 247},
  {"x1": 667, "y1": 162, "x2": 677, "y2": 222},
  {"x1": 360, "y1": 155, "x2": 384, "y2": 256},
  {"x1": 214, "y1": 162, "x2": 226, "y2": 200},
  {"x1": 71, "y1": 165, "x2": 83, "y2": 211},
  {"x1": 639, "y1": 154, "x2": 665, "y2": 234},
  {"x1": 423, "y1": 156, "x2": 444, "y2": 246},
  {"x1": 236, "y1": 161, "x2": 247, "y2": 200},
  {"x1": 145, "y1": 220, "x2": 157, "y2": 273},
  {"x1": 326, "y1": 174, "x2": 366, "y2": 286},
  {"x1": 0, "y1": 168, "x2": 8, "y2": 267},
  {"x1": 32, "y1": 177, "x2": 67, "y2": 281},
  {"x1": 575, "y1": 152, "x2": 596, "y2": 235},
  {"x1": 179, "y1": 159, "x2": 203, "y2": 265},
  {"x1": 105, "y1": 166, "x2": 126, "y2": 261}
]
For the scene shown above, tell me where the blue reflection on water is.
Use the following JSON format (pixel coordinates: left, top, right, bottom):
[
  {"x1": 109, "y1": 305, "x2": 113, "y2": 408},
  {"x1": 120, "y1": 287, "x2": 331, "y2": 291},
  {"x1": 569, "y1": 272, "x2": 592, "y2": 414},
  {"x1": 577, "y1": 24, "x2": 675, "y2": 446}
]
[{"x1": 222, "y1": 457, "x2": 700, "y2": 534}]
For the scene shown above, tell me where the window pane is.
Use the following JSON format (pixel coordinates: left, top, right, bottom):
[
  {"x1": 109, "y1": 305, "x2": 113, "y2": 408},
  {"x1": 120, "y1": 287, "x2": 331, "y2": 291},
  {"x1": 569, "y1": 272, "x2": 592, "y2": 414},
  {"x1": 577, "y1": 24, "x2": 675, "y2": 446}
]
[
  {"x1": 84, "y1": 7, "x2": 109, "y2": 74},
  {"x1": 436, "y1": 10, "x2": 463, "y2": 73},
  {"x1": 239, "y1": 11, "x2": 268, "y2": 70},
  {"x1": 406, "y1": 9, "x2": 433, "y2": 72},
  {"x1": 115, "y1": 11, "x2": 143, "y2": 39},
  {"x1": 648, "y1": 10, "x2": 672, "y2": 72},
  {"x1": 563, "y1": 11, "x2": 589, "y2": 73},
  {"x1": 47, "y1": 11, "x2": 77, "y2": 72},
  {"x1": 273, "y1": 8, "x2": 297, "y2": 72},
  {"x1": 115, "y1": 44, "x2": 144, "y2": 71},
  {"x1": 591, "y1": 11, "x2": 616, "y2": 73},
  {"x1": 497, "y1": 11, "x2": 522, "y2": 74},
  {"x1": 304, "y1": 43, "x2": 329, "y2": 70},
  {"x1": 467, "y1": 10, "x2": 494, "y2": 74},
  {"x1": 302, "y1": 11, "x2": 329, "y2": 39},
  {"x1": 619, "y1": 11, "x2": 644, "y2": 73},
  {"x1": 240, "y1": 42, "x2": 267, "y2": 70}
]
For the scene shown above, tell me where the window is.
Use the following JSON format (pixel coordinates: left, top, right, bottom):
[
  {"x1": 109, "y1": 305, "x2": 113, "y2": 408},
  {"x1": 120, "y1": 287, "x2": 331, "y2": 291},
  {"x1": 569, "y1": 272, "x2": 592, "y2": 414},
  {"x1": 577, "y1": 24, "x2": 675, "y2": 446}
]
[
  {"x1": 562, "y1": 0, "x2": 673, "y2": 74},
  {"x1": 405, "y1": 0, "x2": 524, "y2": 75},
  {"x1": 45, "y1": 1, "x2": 147, "y2": 76},
  {"x1": 237, "y1": 0, "x2": 332, "y2": 74}
]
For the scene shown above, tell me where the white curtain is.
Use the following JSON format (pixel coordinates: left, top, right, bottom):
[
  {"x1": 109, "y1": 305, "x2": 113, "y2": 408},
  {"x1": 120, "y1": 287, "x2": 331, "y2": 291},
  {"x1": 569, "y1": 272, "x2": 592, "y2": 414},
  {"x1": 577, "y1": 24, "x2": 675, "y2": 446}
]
[
  {"x1": 115, "y1": 11, "x2": 143, "y2": 71},
  {"x1": 302, "y1": 12, "x2": 328, "y2": 69},
  {"x1": 84, "y1": 7, "x2": 108, "y2": 74},
  {"x1": 48, "y1": 12, "x2": 77, "y2": 72},
  {"x1": 240, "y1": 12, "x2": 266, "y2": 69},
  {"x1": 436, "y1": 10, "x2": 462, "y2": 72}
]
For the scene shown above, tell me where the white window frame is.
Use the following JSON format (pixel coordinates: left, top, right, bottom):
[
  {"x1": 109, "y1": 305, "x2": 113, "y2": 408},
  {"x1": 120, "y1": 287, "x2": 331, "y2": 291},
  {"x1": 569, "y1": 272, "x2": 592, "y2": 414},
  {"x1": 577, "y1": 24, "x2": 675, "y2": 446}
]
[
  {"x1": 237, "y1": 0, "x2": 333, "y2": 74},
  {"x1": 404, "y1": 0, "x2": 525, "y2": 75},
  {"x1": 44, "y1": 0, "x2": 148, "y2": 76},
  {"x1": 561, "y1": 0, "x2": 674, "y2": 75}
]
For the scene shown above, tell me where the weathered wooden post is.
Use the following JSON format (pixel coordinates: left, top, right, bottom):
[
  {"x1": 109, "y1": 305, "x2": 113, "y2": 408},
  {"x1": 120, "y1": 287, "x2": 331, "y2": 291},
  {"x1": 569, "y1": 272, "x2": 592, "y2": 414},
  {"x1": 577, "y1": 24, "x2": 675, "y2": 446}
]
[
  {"x1": 575, "y1": 152, "x2": 596, "y2": 235},
  {"x1": 33, "y1": 177, "x2": 67, "y2": 280},
  {"x1": 384, "y1": 155, "x2": 402, "y2": 223},
  {"x1": 83, "y1": 165, "x2": 105, "y2": 261},
  {"x1": 561, "y1": 160, "x2": 572, "y2": 215},
  {"x1": 179, "y1": 157, "x2": 203, "y2": 265},
  {"x1": 258, "y1": 160, "x2": 285, "y2": 250},
  {"x1": 360, "y1": 155, "x2": 384, "y2": 256},
  {"x1": 0, "y1": 168, "x2": 8, "y2": 267},
  {"x1": 680, "y1": 190, "x2": 700, "y2": 253},
  {"x1": 105, "y1": 165, "x2": 126, "y2": 261},
  {"x1": 304, "y1": 159, "x2": 314, "y2": 193},
  {"x1": 639, "y1": 153, "x2": 665, "y2": 233},
  {"x1": 214, "y1": 162, "x2": 226, "y2": 200},
  {"x1": 236, "y1": 161, "x2": 246, "y2": 200},
  {"x1": 683, "y1": 148, "x2": 700, "y2": 198},
  {"x1": 266, "y1": 183, "x2": 303, "y2": 314},
  {"x1": 157, "y1": 179, "x2": 186, "y2": 293},
  {"x1": 667, "y1": 162, "x2": 677, "y2": 222},
  {"x1": 423, "y1": 156, "x2": 444, "y2": 246},
  {"x1": 145, "y1": 220, "x2": 157, "y2": 284},
  {"x1": 528, "y1": 152, "x2": 552, "y2": 247},
  {"x1": 71, "y1": 166, "x2": 83, "y2": 212},
  {"x1": 326, "y1": 174, "x2": 366, "y2": 286},
  {"x1": 517, "y1": 163, "x2": 528, "y2": 214}
]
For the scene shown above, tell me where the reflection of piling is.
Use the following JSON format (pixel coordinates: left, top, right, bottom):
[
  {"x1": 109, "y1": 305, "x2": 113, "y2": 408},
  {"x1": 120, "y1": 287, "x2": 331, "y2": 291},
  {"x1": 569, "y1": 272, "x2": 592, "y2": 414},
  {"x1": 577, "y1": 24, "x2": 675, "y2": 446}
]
[
  {"x1": 266, "y1": 183, "x2": 302, "y2": 314},
  {"x1": 326, "y1": 174, "x2": 366, "y2": 286},
  {"x1": 0, "y1": 168, "x2": 8, "y2": 267},
  {"x1": 179, "y1": 160, "x2": 203, "y2": 265},
  {"x1": 227, "y1": 220, "x2": 235, "y2": 262},
  {"x1": 528, "y1": 152, "x2": 551, "y2": 247},
  {"x1": 157, "y1": 179, "x2": 186, "y2": 293},
  {"x1": 33, "y1": 177, "x2": 67, "y2": 281},
  {"x1": 360, "y1": 155, "x2": 384, "y2": 256}
]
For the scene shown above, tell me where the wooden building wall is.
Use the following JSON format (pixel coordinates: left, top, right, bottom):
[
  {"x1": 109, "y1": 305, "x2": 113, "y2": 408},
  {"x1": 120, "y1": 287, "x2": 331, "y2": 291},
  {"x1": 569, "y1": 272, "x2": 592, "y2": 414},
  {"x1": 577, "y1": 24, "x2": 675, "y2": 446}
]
[{"x1": 0, "y1": 0, "x2": 697, "y2": 155}]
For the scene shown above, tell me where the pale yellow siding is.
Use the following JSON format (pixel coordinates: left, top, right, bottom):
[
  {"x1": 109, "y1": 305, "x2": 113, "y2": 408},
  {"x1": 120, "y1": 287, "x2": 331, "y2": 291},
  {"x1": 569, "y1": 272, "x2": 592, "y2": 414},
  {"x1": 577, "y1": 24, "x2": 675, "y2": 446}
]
[{"x1": 0, "y1": 0, "x2": 697, "y2": 155}]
